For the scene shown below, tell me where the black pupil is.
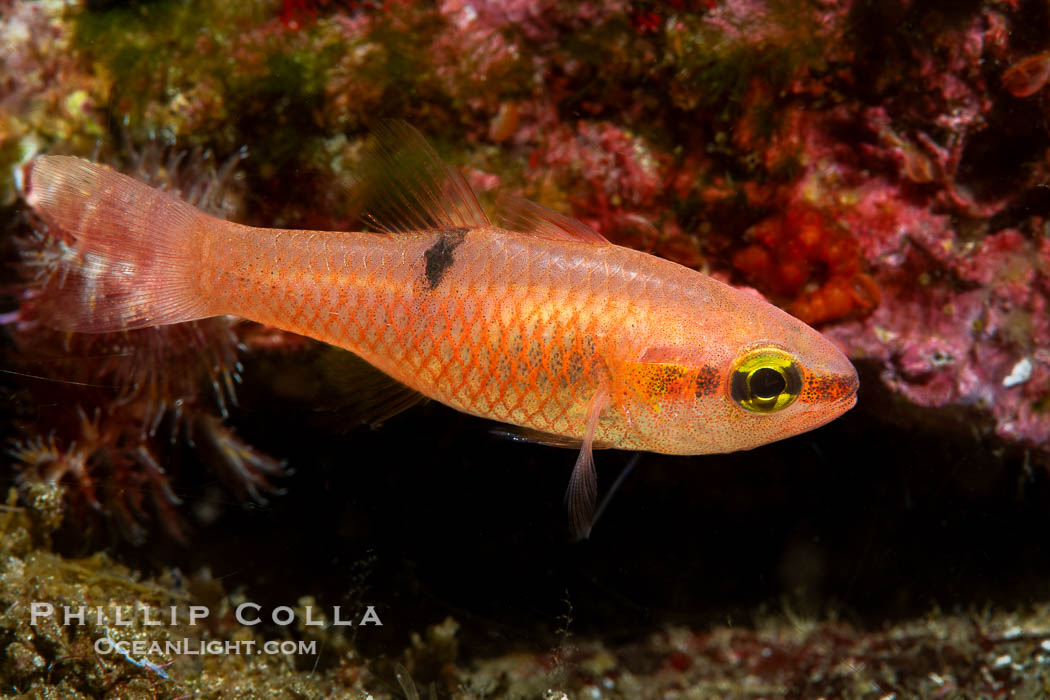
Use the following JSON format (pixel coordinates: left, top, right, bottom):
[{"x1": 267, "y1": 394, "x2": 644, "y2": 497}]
[{"x1": 750, "y1": 367, "x2": 786, "y2": 399}]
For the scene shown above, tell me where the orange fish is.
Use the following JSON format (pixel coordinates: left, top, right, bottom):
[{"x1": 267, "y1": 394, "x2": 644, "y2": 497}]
[{"x1": 25, "y1": 123, "x2": 858, "y2": 538}]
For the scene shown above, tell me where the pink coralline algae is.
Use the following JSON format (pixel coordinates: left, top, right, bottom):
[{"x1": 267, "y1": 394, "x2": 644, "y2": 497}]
[
  {"x1": 830, "y1": 225, "x2": 1050, "y2": 448},
  {"x1": 685, "y1": 0, "x2": 1050, "y2": 453},
  {"x1": 762, "y1": 99, "x2": 1050, "y2": 448},
  {"x1": 787, "y1": 96, "x2": 1050, "y2": 448},
  {"x1": 440, "y1": 0, "x2": 629, "y2": 43}
]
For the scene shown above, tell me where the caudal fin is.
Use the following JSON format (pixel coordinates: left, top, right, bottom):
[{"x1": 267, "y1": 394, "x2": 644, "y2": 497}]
[{"x1": 25, "y1": 155, "x2": 215, "y2": 332}]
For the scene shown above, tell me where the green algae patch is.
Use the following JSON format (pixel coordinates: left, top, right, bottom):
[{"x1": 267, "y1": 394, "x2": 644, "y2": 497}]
[
  {"x1": 665, "y1": 10, "x2": 830, "y2": 124},
  {"x1": 70, "y1": 1, "x2": 340, "y2": 171}
]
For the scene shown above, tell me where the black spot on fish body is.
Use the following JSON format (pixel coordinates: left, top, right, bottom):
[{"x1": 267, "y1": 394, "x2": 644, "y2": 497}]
[{"x1": 423, "y1": 227, "x2": 469, "y2": 290}]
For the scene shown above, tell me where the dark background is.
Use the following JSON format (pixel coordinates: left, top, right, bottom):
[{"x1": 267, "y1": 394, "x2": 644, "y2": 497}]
[{"x1": 55, "y1": 355, "x2": 1045, "y2": 664}]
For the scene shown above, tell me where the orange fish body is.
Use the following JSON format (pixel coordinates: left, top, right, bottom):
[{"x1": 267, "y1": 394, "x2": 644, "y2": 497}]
[
  {"x1": 198, "y1": 225, "x2": 855, "y2": 455},
  {"x1": 25, "y1": 124, "x2": 858, "y2": 536}
]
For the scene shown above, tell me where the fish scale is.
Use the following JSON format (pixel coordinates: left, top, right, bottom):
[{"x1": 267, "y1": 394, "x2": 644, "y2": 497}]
[{"x1": 206, "y1": 226, "x2": 629, "y2": 440}]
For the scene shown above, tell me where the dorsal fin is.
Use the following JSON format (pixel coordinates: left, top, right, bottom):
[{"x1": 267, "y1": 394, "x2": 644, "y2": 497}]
[
  {"x1": 353, "y1": 121, "x2": 490, "y2": 234},
  {"x1": 495, "y1": 193, "x2": 610, "y2": 245}
]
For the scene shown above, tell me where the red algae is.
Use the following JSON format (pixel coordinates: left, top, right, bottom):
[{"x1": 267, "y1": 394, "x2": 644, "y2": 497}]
[{"x1": 732, "y1": 205, "x2": 880, "y2": 325}]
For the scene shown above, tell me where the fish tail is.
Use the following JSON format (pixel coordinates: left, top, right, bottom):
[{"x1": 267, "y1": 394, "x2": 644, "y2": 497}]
[{"x1": 25, "y1": 155, "x2": 214, "y2": 332}]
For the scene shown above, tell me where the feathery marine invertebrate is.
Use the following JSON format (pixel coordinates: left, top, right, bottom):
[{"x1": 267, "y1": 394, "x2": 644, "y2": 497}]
[
  {"x1": 25, "y1": 123, "x2": 858, "y2": 538},
  {"x1": 9, "y1": 147, "x2": 284, "y2": 541}
]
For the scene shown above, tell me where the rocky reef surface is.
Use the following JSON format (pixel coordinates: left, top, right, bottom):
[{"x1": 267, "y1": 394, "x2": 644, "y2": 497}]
[{"x1": 2, "y1": 0, "x2": 1050, "y2": 696}]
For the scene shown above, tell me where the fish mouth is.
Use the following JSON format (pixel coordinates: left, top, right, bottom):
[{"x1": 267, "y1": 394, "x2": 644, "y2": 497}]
[
  {"x1": 806, "y1": 388, "x2": 857, "y2": 430},
  {"x1": 837, "y1": 373, "x2": 859, "y2": 412},
  {"x1": 807, "y1": 370, "x2": 858, "y2": 424},
  {"x1": 843, "y1": 370, "x2": 859, "y2": 404},
  {"x1": 806, "y1": 368, "x2": 859, "y2": 406}
]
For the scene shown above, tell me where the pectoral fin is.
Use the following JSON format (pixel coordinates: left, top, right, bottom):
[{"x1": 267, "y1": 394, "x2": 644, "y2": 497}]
[{"x1": 492, "y1": 425, "x2": 611, "y2": 450}]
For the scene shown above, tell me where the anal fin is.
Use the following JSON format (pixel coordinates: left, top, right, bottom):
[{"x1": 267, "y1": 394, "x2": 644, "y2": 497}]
[{"x1": 309, "y1": 347, "x2": 427, "y2": 430}]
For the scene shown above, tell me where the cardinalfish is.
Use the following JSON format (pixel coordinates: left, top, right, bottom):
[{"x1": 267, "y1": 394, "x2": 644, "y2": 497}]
[{"x1": 24, "y1": 123, "x2": 858, "y2": 538}]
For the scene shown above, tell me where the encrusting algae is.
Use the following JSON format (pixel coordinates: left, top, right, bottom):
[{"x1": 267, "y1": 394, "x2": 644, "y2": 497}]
[
  {"x1": 24, "y1": 121, "x2": 857, "y2": 539},
  {"x1": 0, "y1": 488, "x2": 461, "y2": 697}
]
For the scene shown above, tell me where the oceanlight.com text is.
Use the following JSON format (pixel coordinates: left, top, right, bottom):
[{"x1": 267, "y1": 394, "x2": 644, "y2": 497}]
[{"x1": 95, "y1": 637, "x2": 318, "y2": 657}]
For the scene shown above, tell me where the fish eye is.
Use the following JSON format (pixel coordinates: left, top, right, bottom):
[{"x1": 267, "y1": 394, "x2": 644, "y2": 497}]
[{"x1": 729, "y1": 347, "x2": 802, "y2": 413}]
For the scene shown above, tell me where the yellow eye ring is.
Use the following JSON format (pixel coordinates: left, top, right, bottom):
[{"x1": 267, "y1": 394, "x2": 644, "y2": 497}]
[{"x1": 729, "y1": 347, "x2": 801, "y2": 413}]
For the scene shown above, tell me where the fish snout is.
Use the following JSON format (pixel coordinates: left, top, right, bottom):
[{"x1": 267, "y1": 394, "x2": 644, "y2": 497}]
[
  {"x1": 827, "y1": 355, "x2": 860, "y2": 411},
  {"x1": 805, "y1": 357, "x2": 859, "y2": 413},
  {"x1": 840, "y1": 368, "x2": 859, "y2": 409}
]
